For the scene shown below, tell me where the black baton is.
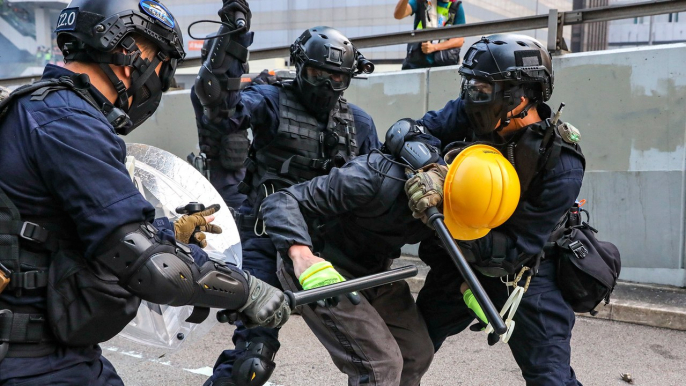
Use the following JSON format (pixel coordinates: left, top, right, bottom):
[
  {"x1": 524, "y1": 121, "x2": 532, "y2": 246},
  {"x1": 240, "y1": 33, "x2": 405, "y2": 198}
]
[
  {"x1": 426, "y1": 207, "x2": 508, "y2": 335},
  {"x1": 217, "y1": 265, "x2": 418, "y2": 324},
  {"x1": 284, "y1": 265, "x2": 418, "y2": 310}
]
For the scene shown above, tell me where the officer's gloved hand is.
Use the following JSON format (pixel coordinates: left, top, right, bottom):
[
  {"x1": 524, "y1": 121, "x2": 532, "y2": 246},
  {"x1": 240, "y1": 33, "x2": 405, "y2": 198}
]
[
  {"x1": 219, "y1": 0, "x2": 252, "y2": 32},
  {"x1": 404, "y1": 163, "x2": 449, "y2": 225},
  {"x1": 251, "y1": 69, "x2": 273, "y2": 85},
  {"x1": 299, "y1": 261, "x2": 361, "y2": 307},
  {"x1": 238, "y1": 273, "x2": 291, "y2": 329},
  {"x1": 174, "y1": 204, "x2": 223, "y2": 248}
]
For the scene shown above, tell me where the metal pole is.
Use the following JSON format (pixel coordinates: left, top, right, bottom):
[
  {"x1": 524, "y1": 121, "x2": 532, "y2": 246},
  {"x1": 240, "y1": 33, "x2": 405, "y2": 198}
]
[
  {"x1": 425, "y1": 208, "x2": 508, "y2": 335},
  {"x1": 648, "y1": 15, "x2": 654, "y2": 45}
]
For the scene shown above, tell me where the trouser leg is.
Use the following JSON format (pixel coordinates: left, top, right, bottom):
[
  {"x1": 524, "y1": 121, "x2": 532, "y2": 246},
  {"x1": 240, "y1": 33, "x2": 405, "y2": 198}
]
[
  {"x1": 367, "y1": 280, "x2": 434, "y2": 386},
  {"x1": 0, "y1": 351, "x2": 124, "y2": 386},
  {"x1": 416, "y1": 254, "x2": 473, "y2": 352},
  {"x1": 418, "y1": 254, "x2": 582, "y2": 386},
  {"x1": 482, "y1": 260, "x2": 582, "y2": 386},
  {"x1": 278, "y1": 257, "x2": 433, "y2": 386},
  {"x1": 208, "y1": 236, "x2": 281, "y2": 385}
]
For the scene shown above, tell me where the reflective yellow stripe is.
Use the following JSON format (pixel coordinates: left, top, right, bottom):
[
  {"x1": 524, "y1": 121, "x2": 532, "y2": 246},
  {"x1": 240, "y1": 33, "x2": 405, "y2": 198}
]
[{"x1": 299, "y1": 262, "x2": 333, "y2": 286}]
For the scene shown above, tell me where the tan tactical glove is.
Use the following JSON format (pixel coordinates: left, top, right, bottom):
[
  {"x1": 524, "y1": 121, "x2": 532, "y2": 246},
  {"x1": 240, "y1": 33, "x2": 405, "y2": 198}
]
[
  {"x1": 174, "y1": 204, "x2": 223, "y2": 248},
  {"x1": 404, "y1": 163, "x2": 449, "y2": 224}
]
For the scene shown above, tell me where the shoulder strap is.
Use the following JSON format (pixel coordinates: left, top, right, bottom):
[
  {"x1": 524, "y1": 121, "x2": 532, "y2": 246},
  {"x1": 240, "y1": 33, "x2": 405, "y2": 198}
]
[
  {"x1": 0, "y1": 75, "x2": 102, "y2": 126},
  {"x1": 417, "y1": 0, "x2": 428, "y2": 30},
  {"x1": 446, "y1": 1, "x2": 462, "y2": 26}
]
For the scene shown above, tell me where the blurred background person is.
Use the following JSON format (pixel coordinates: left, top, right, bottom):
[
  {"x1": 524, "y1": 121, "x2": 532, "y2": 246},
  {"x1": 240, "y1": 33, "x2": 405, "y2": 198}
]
[{"x1": 394, "y1": 0, "x2": 465, "y2": 69}]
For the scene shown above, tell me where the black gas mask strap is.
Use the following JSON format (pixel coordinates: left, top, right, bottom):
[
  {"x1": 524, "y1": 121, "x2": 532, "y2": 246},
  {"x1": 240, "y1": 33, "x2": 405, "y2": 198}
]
[
  {"x1": 128, "y1": 55, "x2": 162, "y2": 96},
  {"x1": 98, "y1": 63, "x2": 130, "y2": 111}
]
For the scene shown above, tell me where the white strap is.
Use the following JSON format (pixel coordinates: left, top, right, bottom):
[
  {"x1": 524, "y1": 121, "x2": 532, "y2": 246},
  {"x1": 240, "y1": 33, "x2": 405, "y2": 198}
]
[
  {"x1": 254, "y1": 184, "x2": 275, "y2": 236},
  {"x1": 484, "y1": 266, "x2": 531, "y2": 343}
]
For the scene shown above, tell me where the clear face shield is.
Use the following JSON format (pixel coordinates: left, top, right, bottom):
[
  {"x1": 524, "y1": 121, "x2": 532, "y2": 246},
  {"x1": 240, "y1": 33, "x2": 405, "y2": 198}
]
[
  {"x1": 461, "y1": 78, "x2": 495, "y2": 104},
  {"x1": 461, "y1": 77, "x2": 507, "y2": 135},
  {"x1": 301, "y1": 64, "x2": 351, "y2": 91}
]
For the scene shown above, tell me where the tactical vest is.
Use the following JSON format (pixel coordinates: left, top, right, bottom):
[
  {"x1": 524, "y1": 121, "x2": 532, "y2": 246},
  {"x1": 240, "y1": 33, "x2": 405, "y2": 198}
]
[
  {"x1": 496, "y1": 118, "x2": 585, "y2": 199},
  {"x1": 241, "y1": 83, "x2": 357, "y2": 207},
  {"x1": 0, "y1": 75, "x2": 102, "y2": 359},
  {"x1": 461, "y1": 116, "x2": 586, "y2": 278}
]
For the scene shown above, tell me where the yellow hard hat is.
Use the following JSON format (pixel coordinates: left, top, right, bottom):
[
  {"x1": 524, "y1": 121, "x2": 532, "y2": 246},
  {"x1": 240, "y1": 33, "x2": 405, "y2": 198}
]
[{"x1": 443, "y1": 144, "x2": 520, "y2": 241}]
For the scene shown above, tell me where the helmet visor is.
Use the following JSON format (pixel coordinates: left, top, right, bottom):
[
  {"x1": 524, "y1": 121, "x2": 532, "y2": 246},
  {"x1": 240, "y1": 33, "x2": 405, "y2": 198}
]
[
  {"x1": 462, "y1": 78, "x2": 495, "y2": 103},
  {"x1": 302, "y1": 65, "x2": 351, "y2": 91}
]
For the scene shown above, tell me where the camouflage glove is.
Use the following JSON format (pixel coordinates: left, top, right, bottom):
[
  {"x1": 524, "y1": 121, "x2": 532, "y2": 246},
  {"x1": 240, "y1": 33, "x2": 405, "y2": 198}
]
[
  {"x1": 238, "y1": 273, "x2": 291, "y2": 329},
  {"x1": 404, "y1": 163, "x2": 449, "y2": 224},
  {"x1": 174, "y1": 204, "x2": 223, "y2": 248}
]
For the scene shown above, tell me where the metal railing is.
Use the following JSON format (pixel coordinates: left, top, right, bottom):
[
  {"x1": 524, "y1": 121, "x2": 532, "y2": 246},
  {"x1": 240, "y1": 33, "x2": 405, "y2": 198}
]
[{"x1": 2, "y1": 0, "x2": 685, "y2": 87}]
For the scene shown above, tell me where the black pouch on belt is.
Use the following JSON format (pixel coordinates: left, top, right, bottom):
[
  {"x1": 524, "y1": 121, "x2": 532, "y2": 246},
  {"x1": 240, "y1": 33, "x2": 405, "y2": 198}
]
[{"x1": 47, "y1": 249, "x2": 141, "y2": 346}]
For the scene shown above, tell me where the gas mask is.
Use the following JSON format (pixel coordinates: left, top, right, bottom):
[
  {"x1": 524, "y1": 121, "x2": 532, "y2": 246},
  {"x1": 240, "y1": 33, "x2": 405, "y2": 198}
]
[
  {"x1": 115, "y1": 53, "x2": 177, "y2": 135},
  {"x1": 296, "y1": 64, "x2": 351, "y2": 117},
  {"x1": 461, "y1": 77, "x2": 527, "y2": 136}
]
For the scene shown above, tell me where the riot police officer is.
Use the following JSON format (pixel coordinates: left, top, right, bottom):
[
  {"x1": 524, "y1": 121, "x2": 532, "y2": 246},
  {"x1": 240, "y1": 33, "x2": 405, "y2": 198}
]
[
  {"x1": 193, "y1": 1, "x2": 381, "y2": 385},
  {"x1": 0, "y1": 1, "x2": 289, "y2": 384},
  {"x1": 406, "y1": 34, "x2": 586, "y2": 385}
]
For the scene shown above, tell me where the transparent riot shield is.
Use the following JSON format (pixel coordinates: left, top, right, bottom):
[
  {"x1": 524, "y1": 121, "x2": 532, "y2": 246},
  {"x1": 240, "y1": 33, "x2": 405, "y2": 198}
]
[{"x1": 118, "y1": 143, "x2": 241, "y2": 350}]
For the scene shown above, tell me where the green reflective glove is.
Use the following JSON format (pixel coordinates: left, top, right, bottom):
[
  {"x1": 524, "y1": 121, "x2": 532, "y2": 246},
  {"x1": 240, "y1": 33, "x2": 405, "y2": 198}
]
[
  {"x1": 464, "y1": 289, "x2": 488, "y2": 328},
  {"x1": 298, "y1": 261, "x2": 360, "y2": 307}
]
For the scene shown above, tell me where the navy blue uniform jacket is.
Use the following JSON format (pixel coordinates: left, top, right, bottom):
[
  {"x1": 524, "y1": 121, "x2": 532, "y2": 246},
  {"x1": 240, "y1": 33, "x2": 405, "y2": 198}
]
[
  {"x1": 418, "y1": 98, "x2": 585, "y2": 292},
  {"x1": 0, "y1": 65, "x2": 155, "y2": 378}
]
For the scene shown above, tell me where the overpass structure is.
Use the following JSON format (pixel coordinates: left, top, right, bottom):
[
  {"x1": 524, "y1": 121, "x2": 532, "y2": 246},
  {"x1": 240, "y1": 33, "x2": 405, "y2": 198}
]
[{"x1": 1, "y1": 0, "x2": 686, "y2": 287}]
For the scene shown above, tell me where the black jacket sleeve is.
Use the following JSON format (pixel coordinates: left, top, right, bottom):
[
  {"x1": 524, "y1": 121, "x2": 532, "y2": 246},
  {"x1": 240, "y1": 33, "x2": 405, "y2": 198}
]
[{"x1": 261, "y1": 156, "x2": 385, "y2": 256}]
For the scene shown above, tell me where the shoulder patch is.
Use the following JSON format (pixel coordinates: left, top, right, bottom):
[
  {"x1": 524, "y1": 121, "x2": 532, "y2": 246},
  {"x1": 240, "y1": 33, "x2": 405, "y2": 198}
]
[{"x1": 139, "y1": 0, "x2": 175, "y2": 29}]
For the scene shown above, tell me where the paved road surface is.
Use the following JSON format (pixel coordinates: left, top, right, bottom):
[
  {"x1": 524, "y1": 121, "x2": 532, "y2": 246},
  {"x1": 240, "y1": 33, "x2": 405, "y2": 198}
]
[{"x1": 105, "y1": 314, "x2": 686, "y2": 386}]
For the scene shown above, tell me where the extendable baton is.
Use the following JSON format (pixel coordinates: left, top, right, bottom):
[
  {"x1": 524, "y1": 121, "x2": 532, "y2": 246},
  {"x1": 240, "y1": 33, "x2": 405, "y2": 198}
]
[
  {"x1": 217, "y1": 265, "x2": 418, "y2": 323},
  {"x1": 425, "y1": 207, "x2": 508, "y2": 336},
  {"x1": 284, "y1": 265, "x2": 418, "y2": 309}
]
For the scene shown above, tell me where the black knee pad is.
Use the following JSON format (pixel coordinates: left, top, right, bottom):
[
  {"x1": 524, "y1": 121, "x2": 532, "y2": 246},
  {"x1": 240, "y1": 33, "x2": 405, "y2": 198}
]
[{"x1": 231, "y1": 338, "x2": 278, "y2": 386}]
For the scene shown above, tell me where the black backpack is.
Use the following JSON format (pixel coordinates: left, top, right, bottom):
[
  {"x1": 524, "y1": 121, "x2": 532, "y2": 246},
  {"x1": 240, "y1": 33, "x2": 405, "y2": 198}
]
[{"x1": 545, "y1": 202, "x2": 621, "y2": 314}]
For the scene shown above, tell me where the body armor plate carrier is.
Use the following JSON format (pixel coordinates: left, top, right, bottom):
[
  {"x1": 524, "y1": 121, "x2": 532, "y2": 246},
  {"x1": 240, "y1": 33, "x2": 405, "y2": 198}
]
[{"x1": 241, "y1": 82, "x2": 358, "y2": 209}]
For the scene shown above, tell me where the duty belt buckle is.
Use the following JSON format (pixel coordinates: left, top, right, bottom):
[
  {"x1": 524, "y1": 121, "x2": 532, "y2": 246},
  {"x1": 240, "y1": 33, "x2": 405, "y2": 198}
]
[
  {"x1": 569, "y1": 240, "x2": 588, "y2": 259},
  {"x1": 19, "y1": 222, "x2": 42, "y2": 243}
]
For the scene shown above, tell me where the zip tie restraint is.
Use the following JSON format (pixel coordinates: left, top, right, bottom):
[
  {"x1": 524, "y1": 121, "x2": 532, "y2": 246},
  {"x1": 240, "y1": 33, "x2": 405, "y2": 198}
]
[
  {"x1": 254, "y1": 184, "x2": 275, "y2": 237},
  {"x1": 485, "y1": 266, "x2": 533, "y2": 343}
]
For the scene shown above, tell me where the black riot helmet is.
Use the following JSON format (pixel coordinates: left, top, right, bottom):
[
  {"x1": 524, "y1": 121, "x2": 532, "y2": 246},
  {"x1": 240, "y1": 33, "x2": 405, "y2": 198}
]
[
  {"x1": 56, "y1": 0, "x2": 186, "y2": 134},
  {"x1": 458, "y1": 34, "x2": 553, "y2": 135},
  {"x1": 290, "y1": 26, "x2": 374, "y2": 117}
]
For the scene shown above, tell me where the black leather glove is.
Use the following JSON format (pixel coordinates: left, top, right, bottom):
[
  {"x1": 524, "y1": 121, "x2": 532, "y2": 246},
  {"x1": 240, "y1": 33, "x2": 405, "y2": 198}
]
[
  {"x1": 219, "y1": 0, "x2": 252, "y2": 32},
  {"x1": 238, "y1": 273, "x2": 290, "y2": 329}
]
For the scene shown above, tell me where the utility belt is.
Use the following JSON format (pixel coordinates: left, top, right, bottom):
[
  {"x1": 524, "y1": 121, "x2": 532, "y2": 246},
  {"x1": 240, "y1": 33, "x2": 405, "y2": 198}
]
[{"x1": 0, "y1": 303, "x2": 55, "y2": 359}]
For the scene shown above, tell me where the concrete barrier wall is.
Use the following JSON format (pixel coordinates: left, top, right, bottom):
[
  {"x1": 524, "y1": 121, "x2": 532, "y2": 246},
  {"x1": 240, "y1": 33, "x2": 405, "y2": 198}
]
[{"x1": 127, "y1": 43, "x2": 686, "y2": 287}]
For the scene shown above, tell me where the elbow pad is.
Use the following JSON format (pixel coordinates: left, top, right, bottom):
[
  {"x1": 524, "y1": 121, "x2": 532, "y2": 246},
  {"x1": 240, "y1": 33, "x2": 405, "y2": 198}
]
[
  {"x1": 95, "y1": 223, "x2": 249, "y2": 310},
  {"x1": 195, "y1": 25, "x2": 249, "y2": 123}
]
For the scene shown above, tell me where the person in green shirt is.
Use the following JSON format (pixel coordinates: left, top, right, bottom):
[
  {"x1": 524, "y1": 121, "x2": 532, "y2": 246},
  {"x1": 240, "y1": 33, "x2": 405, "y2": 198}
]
[{"x1": 394, "y1": 0, "x2": 466, "y2": 69}]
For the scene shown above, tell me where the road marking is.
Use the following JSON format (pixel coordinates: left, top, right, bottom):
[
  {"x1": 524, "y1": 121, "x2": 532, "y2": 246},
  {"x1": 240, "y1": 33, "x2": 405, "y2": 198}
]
[
  {"x1": 104, "y1": 346, "x2": 285, "y2": 385},
  {"x1": 183, "y1": 366, "x2": 213, "y2": 377}
]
